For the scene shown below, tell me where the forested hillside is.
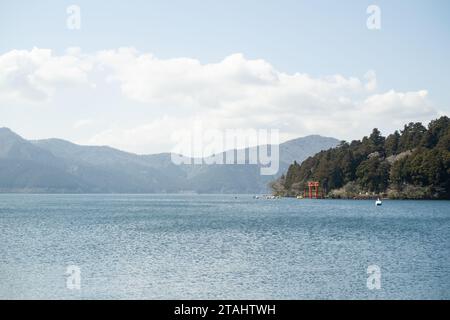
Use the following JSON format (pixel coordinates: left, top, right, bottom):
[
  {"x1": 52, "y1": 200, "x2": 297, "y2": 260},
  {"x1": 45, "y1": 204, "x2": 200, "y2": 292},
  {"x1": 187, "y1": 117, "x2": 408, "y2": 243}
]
[{"x1": 271, "y1": 116, "x2": 450, "y2": 199}]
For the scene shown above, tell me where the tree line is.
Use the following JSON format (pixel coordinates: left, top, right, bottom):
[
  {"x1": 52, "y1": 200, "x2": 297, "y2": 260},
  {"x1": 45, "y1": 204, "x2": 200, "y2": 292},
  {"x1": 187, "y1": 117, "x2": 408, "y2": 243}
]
[{"x1": 271, "y1": 116, "x2": 450, "y2": 199}]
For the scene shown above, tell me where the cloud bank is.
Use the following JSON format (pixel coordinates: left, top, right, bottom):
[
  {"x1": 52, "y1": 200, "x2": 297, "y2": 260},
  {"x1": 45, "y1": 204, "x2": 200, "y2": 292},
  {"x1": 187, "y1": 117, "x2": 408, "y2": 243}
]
[{"x1": 0, "y1": 47, "x2": 440, "y2": 154}]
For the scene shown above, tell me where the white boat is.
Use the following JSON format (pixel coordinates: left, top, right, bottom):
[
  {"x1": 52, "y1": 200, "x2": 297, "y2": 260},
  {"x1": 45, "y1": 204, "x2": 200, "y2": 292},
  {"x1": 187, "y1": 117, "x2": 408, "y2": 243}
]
[{"x1": 375, "y1": 198, "x2": 382, "y2": 206}]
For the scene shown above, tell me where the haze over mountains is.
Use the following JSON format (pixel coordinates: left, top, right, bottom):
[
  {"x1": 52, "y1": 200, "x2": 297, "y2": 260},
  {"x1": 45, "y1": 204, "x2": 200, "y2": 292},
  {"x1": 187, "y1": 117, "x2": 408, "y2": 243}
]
[{"x1": 0, "y1": 127, "x2": 339, "y2": 193}]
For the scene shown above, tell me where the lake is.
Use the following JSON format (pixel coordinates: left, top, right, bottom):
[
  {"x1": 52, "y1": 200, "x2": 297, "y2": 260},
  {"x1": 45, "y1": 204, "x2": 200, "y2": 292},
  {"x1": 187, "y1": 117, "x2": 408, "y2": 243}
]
[{"x1": 0, "y1": 194, "x2": 449, "y2": 299}]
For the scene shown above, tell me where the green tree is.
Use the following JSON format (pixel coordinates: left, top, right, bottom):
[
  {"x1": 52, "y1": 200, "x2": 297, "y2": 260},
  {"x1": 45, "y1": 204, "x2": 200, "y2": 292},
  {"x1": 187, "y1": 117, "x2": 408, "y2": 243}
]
[
  {"x1": 385, "y1": 131, "x2": 400, "y2": 156},
  {"x1": 398, "y1": 122, "x2": 427, "y2": 151},
  {"x1": 356, "y1": 156, "x2": 390, "y2": 193}
]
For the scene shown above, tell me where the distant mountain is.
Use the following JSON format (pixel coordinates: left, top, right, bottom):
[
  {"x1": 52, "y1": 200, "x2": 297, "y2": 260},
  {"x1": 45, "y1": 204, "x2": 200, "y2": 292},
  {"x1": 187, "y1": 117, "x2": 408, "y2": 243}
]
[
  {"x1": 0, "y1": 128, "x2": 85, "y2": 192},
  {"x1": 171, "y1": 135, "x2": 340, "y2": 193},
  {"x1": 0, "y1": 127, "x2": 339, "y2": 193}
]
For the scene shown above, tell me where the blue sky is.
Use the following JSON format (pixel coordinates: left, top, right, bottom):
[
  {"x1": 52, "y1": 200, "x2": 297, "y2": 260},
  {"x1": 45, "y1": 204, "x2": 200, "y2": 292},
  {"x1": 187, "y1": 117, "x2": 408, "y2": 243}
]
[{"x1": 0, "y1": 0, "x2": 449, "y2": 154}]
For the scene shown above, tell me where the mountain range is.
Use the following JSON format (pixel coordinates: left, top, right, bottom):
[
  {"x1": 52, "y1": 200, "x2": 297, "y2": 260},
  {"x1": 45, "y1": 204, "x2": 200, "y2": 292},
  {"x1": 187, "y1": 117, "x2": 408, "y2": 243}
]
[{"x1": 0, "y1": 127, "x2": 339, "y2": 193}]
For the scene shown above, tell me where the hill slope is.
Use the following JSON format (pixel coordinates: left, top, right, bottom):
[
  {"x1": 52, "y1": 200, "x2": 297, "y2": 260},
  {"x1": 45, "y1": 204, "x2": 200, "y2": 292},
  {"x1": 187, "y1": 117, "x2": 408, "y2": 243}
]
[{"x1": 272, "y1": 116, "x2": 450, "y2": 199}]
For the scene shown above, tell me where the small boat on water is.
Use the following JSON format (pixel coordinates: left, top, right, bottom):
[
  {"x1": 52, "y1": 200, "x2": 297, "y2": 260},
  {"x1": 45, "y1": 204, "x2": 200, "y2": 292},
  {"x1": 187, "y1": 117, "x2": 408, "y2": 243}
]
[{"x1": 375, "y1": 198, "x2": 382, "y2": 206}]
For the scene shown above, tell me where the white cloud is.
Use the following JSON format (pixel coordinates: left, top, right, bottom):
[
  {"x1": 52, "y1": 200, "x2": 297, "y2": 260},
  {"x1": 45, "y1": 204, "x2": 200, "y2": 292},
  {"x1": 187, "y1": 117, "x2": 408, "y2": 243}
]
[
  {"x1": 95, "y1": 48, "x2": 368, "y2": 111},
  {"x1": 0, "y1": 47, "x2": 93, "y2": 102},
  {"x1": 364, "y1": 70, "x2": 377, "y2": 91},
  {"x1": 88, "y1": 116, "x2": 185, "y2": 154},
  {"x1": 73, "y1": 118, "x2": 94, "y2": 129},
  {"x1": 0, "y1": 47, "x2": 441, "y2": 153}
]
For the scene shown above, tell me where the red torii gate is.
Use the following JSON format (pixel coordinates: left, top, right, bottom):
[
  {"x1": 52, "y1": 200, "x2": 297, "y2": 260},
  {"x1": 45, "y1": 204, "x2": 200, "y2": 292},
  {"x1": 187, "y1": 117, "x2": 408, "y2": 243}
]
[{"x1": 305, "y1": 181, "x2": 320, "y2": 199}]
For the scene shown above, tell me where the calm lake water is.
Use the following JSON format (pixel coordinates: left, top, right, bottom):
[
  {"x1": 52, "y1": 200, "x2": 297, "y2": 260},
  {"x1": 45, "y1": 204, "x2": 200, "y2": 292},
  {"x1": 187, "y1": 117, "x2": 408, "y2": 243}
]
[{"x1": 0, "y1": 194, "x2": 449, "y2": 299}]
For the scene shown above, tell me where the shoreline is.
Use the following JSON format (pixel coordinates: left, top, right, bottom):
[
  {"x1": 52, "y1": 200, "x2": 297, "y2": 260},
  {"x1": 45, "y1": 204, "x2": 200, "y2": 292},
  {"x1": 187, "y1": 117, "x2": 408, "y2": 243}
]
[{"x1": 278, "y1": 195, "x2": 449, "y2": 201}]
